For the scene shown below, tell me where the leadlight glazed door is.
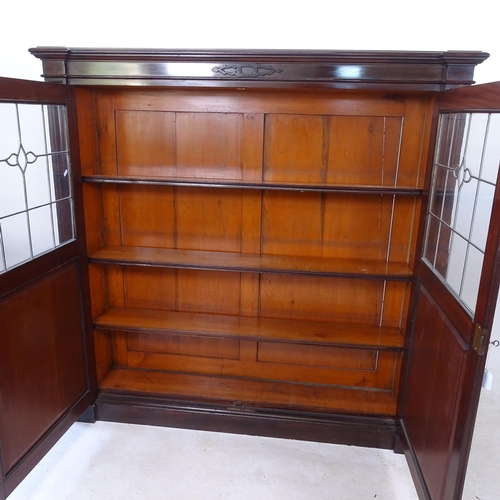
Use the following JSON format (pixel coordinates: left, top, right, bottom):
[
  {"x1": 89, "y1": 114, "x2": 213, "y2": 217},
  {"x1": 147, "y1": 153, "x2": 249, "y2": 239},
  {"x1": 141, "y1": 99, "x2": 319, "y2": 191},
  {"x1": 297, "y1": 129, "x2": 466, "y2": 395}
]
[
  {"x1": 400, "y1": 81, "x2": 500, "y2": 500},
  {"x1": 0, "y1": 77, "x2": 96, "y2": 499}
]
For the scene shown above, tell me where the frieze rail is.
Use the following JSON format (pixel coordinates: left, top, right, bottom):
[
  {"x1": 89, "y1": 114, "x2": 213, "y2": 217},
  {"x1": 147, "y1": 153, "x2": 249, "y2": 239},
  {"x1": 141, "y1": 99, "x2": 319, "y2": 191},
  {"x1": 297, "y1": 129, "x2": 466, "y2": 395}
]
[{"x1": 29, "y1": 48, "x2": 490, "y2": 90}]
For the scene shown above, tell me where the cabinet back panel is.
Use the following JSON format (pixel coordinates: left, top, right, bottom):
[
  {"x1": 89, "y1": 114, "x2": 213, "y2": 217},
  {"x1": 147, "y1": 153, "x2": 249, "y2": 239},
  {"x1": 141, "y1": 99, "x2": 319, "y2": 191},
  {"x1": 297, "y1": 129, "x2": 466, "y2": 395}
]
[
  {"x1": 109, "y1": 330, "x2": 400, "y2": 391},
  {"x1": 120, "y1": 267, "x2": 242, "y2": 315},
  {"x1": 257, "y1": 342, "x2": 376, "y2": 370},
  {"x1": 115, "y1": 110, "x2": 177, "y2": 177},
  {"x1": 262, "y1": 191, "x2": 417, "y2": 262},
  {"x1": 93, "y1": 89, "x2": 429, "y2": 189},
  {"x1": 81, "y1": 86, "x2": 431, "y2": 417},
  {"x1": 264, "y1": 114, "x2": 403, "y2": 186},
  {"x1": 99, "y1": 185, "x2": 418, "y2": 265},
  {"x1": 115, "y1": 110, "x2": 244, "y2": 179},
  {"x1": 100, "y1": 265, "x2": 407, "y2": 328},
  {"x1": 127, "y1": 332, "x2": 240, "y2": 360},
  {"x1": 259, "y1": 274, "x2": 407, "y2": 327}
]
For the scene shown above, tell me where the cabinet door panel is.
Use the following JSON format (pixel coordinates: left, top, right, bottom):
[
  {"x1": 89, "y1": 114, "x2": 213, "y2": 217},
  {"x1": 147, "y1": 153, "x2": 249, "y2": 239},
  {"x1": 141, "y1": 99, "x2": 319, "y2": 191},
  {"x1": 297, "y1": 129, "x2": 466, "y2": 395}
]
[
  {"x1": 401, "y1": 82, "x2": 500, "y2": 500},
  {"x1": 0, "y1": 77, "x2": 95, "y2": 499}
]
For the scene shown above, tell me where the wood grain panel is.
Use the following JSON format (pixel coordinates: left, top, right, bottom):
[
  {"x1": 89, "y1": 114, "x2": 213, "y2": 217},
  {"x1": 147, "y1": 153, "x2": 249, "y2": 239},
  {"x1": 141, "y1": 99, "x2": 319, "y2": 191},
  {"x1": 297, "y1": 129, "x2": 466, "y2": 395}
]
[
  {"x1": 100, "y1": 184, "x2": 121, "y2": 246},
  {"x1": 100, "y1": 368, "x2": 397, "y2": 414},
  {"x1": 122, "y1": 349, "x2": 397, "y2": 389},
  {"x1": 259, "y1": 274, "x2": 381, "y2": 324},
  {"x1": 75, "y1": 87, "x2": 97, "y2": 176},
  {"x1": 0, "y1": 264, "x2": 88, "y2": 474},
  {"x1": 176, "y1": 269, "x2": 241, "y2": 316},
  {"x1": 123, "y1": 267, "x2": 177, "y2": 310},
  {"x1": 242, "y1": 113, "x2": 264, "y2": 181},
  {"x1": 175, "y1": 188, "x2": 243, "y2": 252},
  {"x1": 94, "y1": 307, "x2": 404, "y2": 349},
  {"x1": 264, "y1": 114, "x2": 327, "y2": 183},
  {"x1": 262, "y1": 192, "x2": 418, "y2": 264},
  {"x1": 119, "y1": 185, "x2": 176, "y2": 248},
  {"x1": 127, "y1": 332, "x2": 239, "y2": 360},
  {"x1": 380, "y1": 281, "x2": 410, "y2": 329},
  {"x1": 261, "y1": 191, "x2": 323, "y2": 257},
  {"x1": 95, "y1": 92, "x2": 119, "y2": 175},
  {"x1": 322, "y1": 193, "x2": 392, "y2": 261},
  {"x1": 398, "y1": 96, "x2": 433, "y2": 188},
  {"x1": 327, "y1": 116, "x2": 402, "y2": 186},
  {"x1": 403, "y1": 287, "x2": 468, "y2": 500},
  {"x1": 90, "y1": 245, "x2": 413, "y2": 278},
  {"x1": 257, "y1": 342, "x2": 376, "y2": 370},
  {"x1": 175, "y1": 112, "x2": 243, "y2": 179},
  {"x1": 115, "y1": 110, "x2": 176, "y2": 177},
  {"x1": 106, "y1": 88, "x2": 406, "y2": 119},
  {"x1": 82, "y1": 184, "x2": 103, "y2": 255},
  {"x1": 93, "y1": 328, "x2": 112, "y2": 384}
]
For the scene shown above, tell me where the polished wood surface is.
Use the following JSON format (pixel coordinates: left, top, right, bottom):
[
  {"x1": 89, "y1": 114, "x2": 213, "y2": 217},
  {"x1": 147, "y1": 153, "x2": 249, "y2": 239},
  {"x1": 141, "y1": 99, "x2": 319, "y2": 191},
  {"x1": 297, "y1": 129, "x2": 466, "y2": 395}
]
[
  {"x1": 13, "y1": 48, "x2": 496, "y2": 500},
  {"x1": 398, "y1": 81, "x2": 500, "y2": 500},
  {"x1": 89, "y1": 245, "x2": 413, "y2": 278},
  {"x1": 95, "y1": 307, "x2": 404, "y2": 349},
  {"x1": 0, "y1": 78, "x2": 95, "y2": 499},
  {"x1": 0, "y1": 264, "x2": 88, "y2": 474},
  {"x1": 75, "y1": 85, "x2": 428, "y2": 419},
  {"x1": 99, "y1": 368, "x2": 397, "y2": 415},
  {"x1": 29, "y1": 48, "x2": 489, "y2": 90}
]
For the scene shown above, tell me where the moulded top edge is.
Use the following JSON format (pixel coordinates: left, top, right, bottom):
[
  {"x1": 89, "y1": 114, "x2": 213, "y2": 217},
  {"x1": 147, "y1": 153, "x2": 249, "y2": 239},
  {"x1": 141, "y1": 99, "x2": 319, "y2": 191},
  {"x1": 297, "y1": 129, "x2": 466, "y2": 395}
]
[{"x1": 28, "y1": 47, "x2": 490, "y2": 64}]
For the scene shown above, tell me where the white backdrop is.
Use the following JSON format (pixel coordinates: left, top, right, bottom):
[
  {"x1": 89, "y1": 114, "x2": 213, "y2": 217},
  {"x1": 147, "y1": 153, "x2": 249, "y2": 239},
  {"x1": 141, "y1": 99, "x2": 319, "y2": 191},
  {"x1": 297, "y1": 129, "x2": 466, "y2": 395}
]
[{"x1": 1, "y1": 0, "x2": 499, "y2": 83}]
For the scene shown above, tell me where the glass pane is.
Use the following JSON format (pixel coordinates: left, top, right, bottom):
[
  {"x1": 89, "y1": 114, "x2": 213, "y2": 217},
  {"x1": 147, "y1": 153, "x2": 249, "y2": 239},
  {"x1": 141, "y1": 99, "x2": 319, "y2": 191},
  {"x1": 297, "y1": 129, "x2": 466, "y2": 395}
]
[
  {"x1": 463, "y1": 113, "x2": 488, "y2": 179},
  {"x1": 423, "y1": 215, "x2": 440, "y2": 266},
  {"x1": 17, "y1": 104, "x2": 47, "y2": 156},
  {"x1": 462, "y1": 246, "x2": 484, "y2": 313},
  {"x1": 1, "y1": 213, "x2": 31, "y2": 268},
  {"x1": 454, "y1": 178, "x2": 478, "y2": 240},
  {"x1": 471, "y1": 181, "x2": 495, "y2": 251},
  {"x1": 53, "y1": 198, "x2": 75, "y2": 245},
  {"x1": 0, "y1": 103, "x2": 75, "y2": 274},
  {"x1": 29, "y1": 205, "x2": 55, "y2": 256},
  {"x1": 0, "y1": 103, "x2": 19, "y2": 159},
  {"x1": 435, "y1": 222, "x2": 452, "y2": 276},
  {"x1": 25, "y1": 156, "x2": 52, "y2": 209},
  {"x1": 45, "y1": 105, "x2": 69, "y2": 153},
  {"x1": 446, "y1": 233, "x2": 468, "y2": 296},
  {"x1": 435, "y1": 113, "x2": 468, "y2": 169},
  {"x1": 0, "y1": 164, "x2": 24, "y2": 218},
  {"x1": 423, "y1": 111, "x2": 500, "y2": 317},
  {"x1": 480, "y1": 113, "x2": 500, "y2": 184},
  {"x1": 51, "y1": 153, "x2": 71, "y2": 201}
]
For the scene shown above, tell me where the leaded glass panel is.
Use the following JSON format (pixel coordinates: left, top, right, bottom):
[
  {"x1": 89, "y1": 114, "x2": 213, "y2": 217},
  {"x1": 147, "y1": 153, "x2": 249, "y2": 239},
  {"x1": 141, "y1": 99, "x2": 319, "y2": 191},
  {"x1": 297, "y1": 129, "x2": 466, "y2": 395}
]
[
  {"x1": 0, "y1": 102, "x2": 75, "y2": 273},
  {"x1": 423, "y1": 112, "x2": 500, "y2": 316}
]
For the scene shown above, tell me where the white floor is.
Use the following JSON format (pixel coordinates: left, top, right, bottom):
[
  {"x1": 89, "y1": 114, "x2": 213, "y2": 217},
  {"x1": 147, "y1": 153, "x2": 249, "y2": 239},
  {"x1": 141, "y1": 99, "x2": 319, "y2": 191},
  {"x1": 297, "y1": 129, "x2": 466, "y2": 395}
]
[
  {"x1": 9, "y1": 421, "x2": 418, "y2": 500},
  {"x1": 7, "y1": 345, "x2": 500, "y2": 500}
]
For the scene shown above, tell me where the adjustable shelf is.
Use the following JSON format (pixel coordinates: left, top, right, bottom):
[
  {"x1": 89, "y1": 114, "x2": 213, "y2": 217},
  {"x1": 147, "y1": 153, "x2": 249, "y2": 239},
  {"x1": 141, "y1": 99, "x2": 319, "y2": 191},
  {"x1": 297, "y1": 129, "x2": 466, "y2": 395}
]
[
  {"x1": 94, "y1": 307, "x2": 404, "y2": 351},
  {"x1": 82, "y1": 174, "x2": 423, "y2": 196},
  {"x1": 89, "y1": 246, "x2": 413, "y2": 280}
]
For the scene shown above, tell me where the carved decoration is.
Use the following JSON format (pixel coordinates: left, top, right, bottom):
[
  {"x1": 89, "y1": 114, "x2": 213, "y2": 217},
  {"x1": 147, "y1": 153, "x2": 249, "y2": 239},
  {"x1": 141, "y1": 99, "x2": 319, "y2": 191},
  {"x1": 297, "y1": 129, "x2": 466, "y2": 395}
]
[{"x1": 212, "y1": 64, "x2": 284, "y2": 78}]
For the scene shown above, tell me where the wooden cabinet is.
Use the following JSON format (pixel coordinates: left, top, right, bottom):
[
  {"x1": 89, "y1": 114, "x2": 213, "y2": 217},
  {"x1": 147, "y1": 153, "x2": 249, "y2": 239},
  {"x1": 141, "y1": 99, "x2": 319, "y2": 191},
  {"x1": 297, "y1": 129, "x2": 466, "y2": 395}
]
[
  {"x1": 2, "y1": 49, "x2": 500, "y2": 500},
  {"x1": 79, "y1": 86, "x2": 429, "y2": 420}
]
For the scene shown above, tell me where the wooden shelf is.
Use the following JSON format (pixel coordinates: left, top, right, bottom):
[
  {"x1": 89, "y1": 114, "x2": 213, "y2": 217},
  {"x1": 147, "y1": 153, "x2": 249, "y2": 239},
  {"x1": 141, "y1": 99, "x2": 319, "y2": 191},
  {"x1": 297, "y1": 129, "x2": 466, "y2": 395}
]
[
  {"x1": 94, "y1": 307, "x2": 404, "y2": 350},
  {"x1": 82, "y1": 174, "x2": 423, "y2": 196},
  {"x1": 89, "y1": 246, "x2": 413, "y2": 280},
  {"x1": 99, "y1": 368, "x2": 397, "y2": 415}
]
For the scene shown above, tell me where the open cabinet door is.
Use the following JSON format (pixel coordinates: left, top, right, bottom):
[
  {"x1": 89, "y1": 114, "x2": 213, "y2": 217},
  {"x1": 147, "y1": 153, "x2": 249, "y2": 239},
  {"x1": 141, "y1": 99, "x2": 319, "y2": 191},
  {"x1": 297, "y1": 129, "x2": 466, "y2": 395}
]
[
  {"x1": 0, "y1": 78, "x2": 96, "y2": 499},
  {"x1": 399, "y1": 82, "x2": 500, "y2": 500}
]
